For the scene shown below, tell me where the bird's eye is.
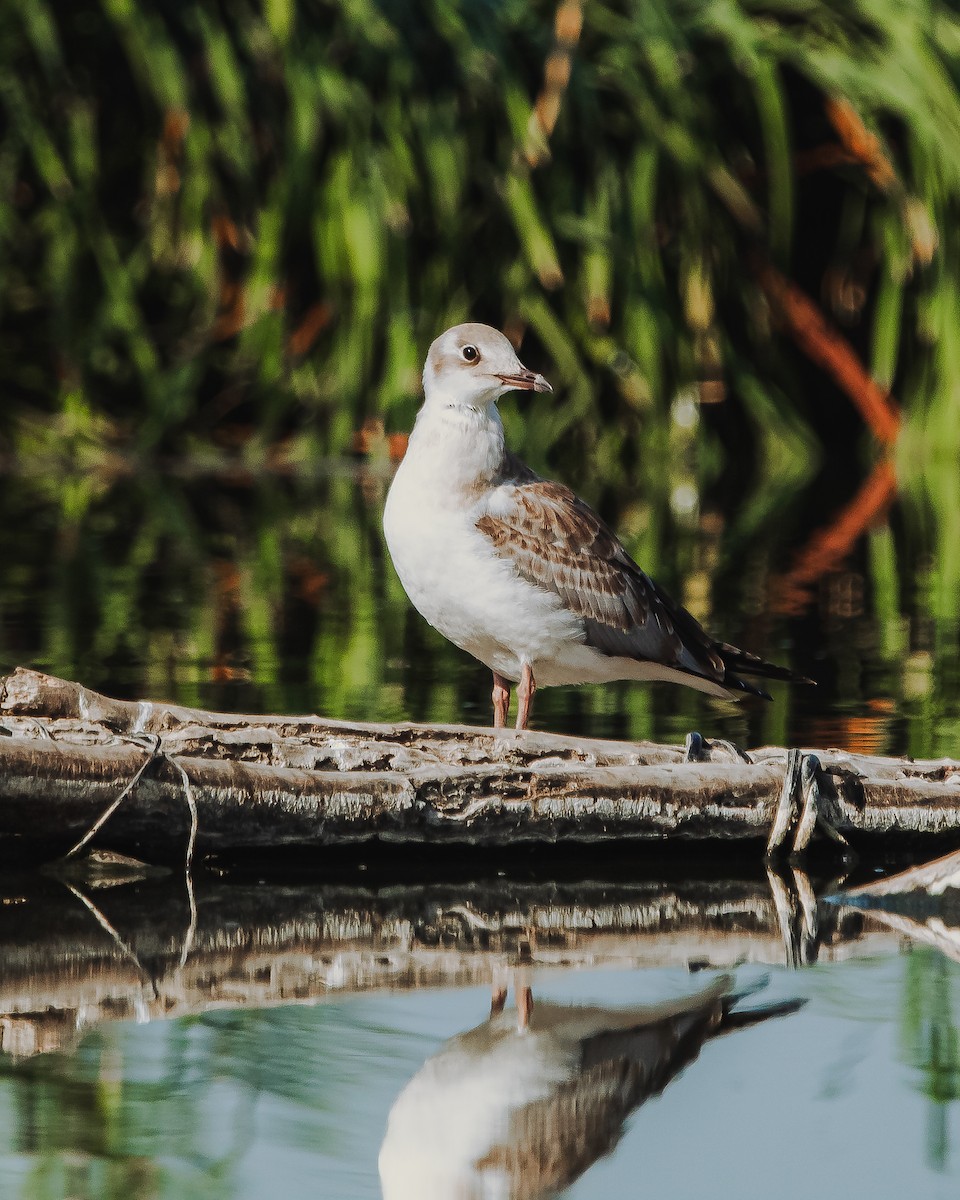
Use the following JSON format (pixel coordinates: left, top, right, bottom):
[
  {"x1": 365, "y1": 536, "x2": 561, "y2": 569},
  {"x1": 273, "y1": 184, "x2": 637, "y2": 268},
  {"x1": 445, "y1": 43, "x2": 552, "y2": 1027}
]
[{"x1": 461, "y1": 345, "x2": 480, "y2": 363}]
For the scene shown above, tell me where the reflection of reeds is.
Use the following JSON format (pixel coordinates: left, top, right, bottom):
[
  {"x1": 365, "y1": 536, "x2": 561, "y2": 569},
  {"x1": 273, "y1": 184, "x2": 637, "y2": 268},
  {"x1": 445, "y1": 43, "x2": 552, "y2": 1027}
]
[
  {"x1": 2, "y1": 1, "x2": 960, "y2": 466},
  {"x1": 902, "y1": 949, "x2": 960, "y2": 1171},
  {"x1": 1, "y1": 455, "x2": 958, "y2": 755},
  {"x1": 771, "y1": 459, "x2": 898, "y2": 617}
]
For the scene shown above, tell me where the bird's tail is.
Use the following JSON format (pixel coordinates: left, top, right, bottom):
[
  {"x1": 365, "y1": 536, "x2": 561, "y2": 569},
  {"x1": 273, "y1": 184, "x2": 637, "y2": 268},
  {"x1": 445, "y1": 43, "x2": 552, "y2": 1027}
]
[
  {"x1": 717, "y1": 642, "x2": 815, "y2": 700},
  {"x1": 714, "y1": 971, "x2": 806, "y2": 1035}
]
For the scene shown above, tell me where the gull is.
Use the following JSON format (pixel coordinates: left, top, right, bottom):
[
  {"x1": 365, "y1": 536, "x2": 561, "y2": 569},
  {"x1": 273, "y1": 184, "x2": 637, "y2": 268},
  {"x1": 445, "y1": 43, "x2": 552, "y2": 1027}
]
[
  {"x1": 378, "y1": 973, "x2": 801, "y2": 1200},
  {"x1": 383, "y1": 322, "x2": 805, "y2": 730}
]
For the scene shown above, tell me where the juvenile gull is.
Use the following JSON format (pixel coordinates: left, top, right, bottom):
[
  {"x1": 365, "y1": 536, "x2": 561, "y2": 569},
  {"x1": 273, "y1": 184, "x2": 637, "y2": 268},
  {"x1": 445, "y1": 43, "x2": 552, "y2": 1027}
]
[{"x1": 383, "y1": 322, "x2": 805, "y2": 730}]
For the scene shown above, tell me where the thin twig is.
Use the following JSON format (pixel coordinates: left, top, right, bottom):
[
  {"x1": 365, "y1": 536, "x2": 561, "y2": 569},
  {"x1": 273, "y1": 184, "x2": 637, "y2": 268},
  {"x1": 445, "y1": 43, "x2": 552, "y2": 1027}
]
[
  {"x1": 62, "y1": 732, "x2": 201, "y2": 886},
  {"x1": 63, "y1": 734, "x2": 162, "y2": 859},
  {"x1": 178, "y1": 869, "x2": 198, "y2": 970},
  {"x1": 169, "y1": 757, "x2": 199, "y2": 876},
  {"x1": 63, "y1": 881, "x2": 152, "y2": 988},
  {"x1": 169, "y1": 757, "x2": 200, "y2": 962}
]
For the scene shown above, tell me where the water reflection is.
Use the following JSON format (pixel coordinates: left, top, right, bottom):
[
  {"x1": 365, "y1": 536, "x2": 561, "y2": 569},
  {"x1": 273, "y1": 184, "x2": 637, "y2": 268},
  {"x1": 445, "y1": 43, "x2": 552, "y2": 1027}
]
[
  {"x1": 3, "y1": 951, "x2": 960, "y2": 1199},
  {"x1": 2, "y1": 457, "x2": 959, "y2": 755},
  {"x1": 0, "y1": 864, "x2": 875, "y2": 1060},
  {"x1": 6, "y1": 860, "x2": 960, "y2": 1196},
  {"x1": 379, "y1": 975, "x2": 800, "y2": 1199},
  {"x1": 2, "y1": 855, "x2": 960, "y2": 1195}
]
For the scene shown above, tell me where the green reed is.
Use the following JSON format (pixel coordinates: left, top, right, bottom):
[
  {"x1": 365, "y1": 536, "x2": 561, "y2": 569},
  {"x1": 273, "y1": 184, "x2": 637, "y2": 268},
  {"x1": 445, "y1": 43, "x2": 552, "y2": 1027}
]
[{"x1": 2, "y1": 0, "x2": 960, "y2": 470}]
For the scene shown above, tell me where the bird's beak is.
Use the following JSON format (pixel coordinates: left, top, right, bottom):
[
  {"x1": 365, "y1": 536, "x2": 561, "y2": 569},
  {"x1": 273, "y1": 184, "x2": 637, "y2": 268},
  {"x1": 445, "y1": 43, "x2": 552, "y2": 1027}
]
[{"x1": 496, "y1": 367, "x2": 553, "y2": 394}]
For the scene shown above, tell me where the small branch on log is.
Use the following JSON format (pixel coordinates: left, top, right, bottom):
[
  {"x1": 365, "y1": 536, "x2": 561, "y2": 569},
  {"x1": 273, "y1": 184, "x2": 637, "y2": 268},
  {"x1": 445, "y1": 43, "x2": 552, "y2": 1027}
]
[
  {"x1": 63, "y1": 734, "x2": 162, "y2": 859},
  {"x1": 766, "y1": 750, "x2": 849, "y2": 860}
]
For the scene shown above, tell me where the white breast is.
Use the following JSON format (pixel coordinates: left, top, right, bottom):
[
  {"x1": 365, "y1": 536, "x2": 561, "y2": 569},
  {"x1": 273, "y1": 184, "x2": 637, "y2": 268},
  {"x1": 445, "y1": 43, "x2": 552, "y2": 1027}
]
[
  {"x1": 378, "y1": 1018, "x2": 576, "y2": 1200},
  {"x1": 383, "y1": 406, "x2": 584, "y2": 683}
]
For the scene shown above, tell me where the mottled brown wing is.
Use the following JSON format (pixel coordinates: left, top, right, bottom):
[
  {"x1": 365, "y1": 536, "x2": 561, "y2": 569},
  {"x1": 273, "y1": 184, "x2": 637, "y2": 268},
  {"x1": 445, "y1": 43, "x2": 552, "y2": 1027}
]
[
  {"x1": 475, "y1": 479, "x2": 726, "y2": 683},
  {"x1": 474, "y1": 999, "x2": 726, "y2": 1196}
]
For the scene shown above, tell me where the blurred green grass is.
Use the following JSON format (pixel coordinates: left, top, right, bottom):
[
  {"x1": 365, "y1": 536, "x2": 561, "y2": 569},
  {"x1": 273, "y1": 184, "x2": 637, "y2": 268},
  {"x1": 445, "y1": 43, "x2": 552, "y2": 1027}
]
[{"x1": 1, "y1": 0, "x2": 959, "y2": 469}]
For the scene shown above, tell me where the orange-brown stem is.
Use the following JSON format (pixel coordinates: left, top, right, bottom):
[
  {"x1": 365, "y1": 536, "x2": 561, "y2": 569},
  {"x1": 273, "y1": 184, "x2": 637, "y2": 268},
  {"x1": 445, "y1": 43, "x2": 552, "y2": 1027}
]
[
  {"x1": 772, "y1": 459, "x2": 898, "y2": 615},
  {"x1": 752, "y1": 259, "x2": 901, "y2": 446}
]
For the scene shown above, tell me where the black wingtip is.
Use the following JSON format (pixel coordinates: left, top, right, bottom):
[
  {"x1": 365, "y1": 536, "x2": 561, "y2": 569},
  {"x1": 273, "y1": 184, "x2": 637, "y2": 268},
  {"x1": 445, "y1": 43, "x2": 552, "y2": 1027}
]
[
  {"x1": 717, "y1": 642, "x2": 815, "y2": 694},
  {"x1": 723, "y1": 674, "x2": 773, "y2": 701}
]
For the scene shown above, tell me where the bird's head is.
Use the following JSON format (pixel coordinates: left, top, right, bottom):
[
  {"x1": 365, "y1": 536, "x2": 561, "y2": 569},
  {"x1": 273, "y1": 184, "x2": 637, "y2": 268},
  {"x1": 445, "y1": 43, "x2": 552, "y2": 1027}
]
[{"x1": 422, "y1": 322, "x2": 552, "y2": 411}]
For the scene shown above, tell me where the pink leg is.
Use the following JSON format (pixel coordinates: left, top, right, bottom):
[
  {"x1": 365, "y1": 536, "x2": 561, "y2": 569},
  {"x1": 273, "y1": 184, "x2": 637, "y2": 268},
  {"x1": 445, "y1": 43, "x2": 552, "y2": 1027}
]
[
  {"x1": 515, "y1": 662, "x2": 536, "y2": 730},
  {"x1": 517, "y1": 985, "x2": 534, "y2": 1031},
  {"x1": 492, "y1": 672, "x2": 511, "y2": 728}
]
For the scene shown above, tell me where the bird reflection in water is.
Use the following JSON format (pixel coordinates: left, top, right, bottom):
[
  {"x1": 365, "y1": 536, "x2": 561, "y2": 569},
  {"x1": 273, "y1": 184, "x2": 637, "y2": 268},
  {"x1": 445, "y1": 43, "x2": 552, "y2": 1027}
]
[{"x1": 379, "y1": 974, "x2": 801, "y2": 1200}]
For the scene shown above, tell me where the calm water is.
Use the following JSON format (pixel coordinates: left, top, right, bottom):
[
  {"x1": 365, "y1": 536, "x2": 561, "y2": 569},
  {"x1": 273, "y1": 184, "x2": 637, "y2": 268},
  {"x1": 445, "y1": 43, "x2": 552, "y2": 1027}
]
[
  {"x1": 2, "y1": 447, "x2": 960, "y2": 1198},
  {"x1": 1, "y1": 866, "x2": 960, "y2": 1198},
  {"x1": 0, "y1": 968, "x2": 942, "y2": 1196},
  {"x1": 0, "y1": 449, "x2": 958, "y2": 756}
]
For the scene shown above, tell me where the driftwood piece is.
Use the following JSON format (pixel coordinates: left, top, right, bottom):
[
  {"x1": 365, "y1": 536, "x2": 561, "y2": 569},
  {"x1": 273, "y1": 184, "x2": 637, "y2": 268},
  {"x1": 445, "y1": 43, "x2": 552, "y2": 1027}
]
[
  {"x1": 2, "y1": 668, "x2": 960, "y2": 862},
  {"x1": 828, "y1": 847, "x2": 960, "y2": 967},
  {"x1": 840, "y1": 846, "x2": 960, "y2": 900}
]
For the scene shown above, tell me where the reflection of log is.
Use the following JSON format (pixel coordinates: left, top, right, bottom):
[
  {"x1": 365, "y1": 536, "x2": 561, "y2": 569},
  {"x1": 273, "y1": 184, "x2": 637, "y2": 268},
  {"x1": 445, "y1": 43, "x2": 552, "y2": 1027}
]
[
  {"x1": 841, "y1": 846, "x2": 960, "y2": 901},
  {"x1": 3, "y1": 669, "x2": 960, "y2": 862},
  {"x1": 0, "y1": 871, "x2": 892, "y2": 1058},
  {"x1": 829, "y1": 848, "x2": 960, "y2": 967}
]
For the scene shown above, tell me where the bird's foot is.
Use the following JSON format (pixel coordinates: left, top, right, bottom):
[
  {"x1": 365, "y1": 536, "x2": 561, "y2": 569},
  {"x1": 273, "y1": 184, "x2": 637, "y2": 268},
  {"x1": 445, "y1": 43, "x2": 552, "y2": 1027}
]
[{"x1": 684, "y1": 731, "x2": 753, "y2": 763}]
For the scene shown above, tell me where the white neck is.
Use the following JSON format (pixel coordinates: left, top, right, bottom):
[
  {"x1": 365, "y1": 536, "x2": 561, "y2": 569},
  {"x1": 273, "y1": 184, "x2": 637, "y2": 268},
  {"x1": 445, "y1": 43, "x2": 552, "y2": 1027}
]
[{"x1": 404, "y1": 395, "x2": 506, "y2": 496}]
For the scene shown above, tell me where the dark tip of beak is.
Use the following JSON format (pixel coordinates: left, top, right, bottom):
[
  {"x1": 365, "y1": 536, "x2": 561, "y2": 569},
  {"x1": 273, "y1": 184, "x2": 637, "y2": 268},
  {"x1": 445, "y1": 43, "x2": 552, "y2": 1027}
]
[{"x1": 497, "y1": 370, "x2": 553, "y2": 394}]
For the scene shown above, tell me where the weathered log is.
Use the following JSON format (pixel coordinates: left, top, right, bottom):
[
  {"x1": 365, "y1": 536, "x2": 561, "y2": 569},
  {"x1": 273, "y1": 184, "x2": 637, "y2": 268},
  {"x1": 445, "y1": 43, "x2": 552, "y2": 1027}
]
[
  {"x1": 0, "y1": 667, "x2": 690, "y2": 768},
  {"x1": 2, "y1": 668, "x2": 960, "y2": 862}
]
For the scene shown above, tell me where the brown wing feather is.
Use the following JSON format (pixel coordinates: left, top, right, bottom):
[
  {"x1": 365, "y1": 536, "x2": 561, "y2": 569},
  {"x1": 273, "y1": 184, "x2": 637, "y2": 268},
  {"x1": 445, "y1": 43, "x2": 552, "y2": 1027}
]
[
  {"x1": 473, "y1": 999, "x2": 728, "y2": 1195},
  {"x1": 475, "y1": 478, "x2": 727, "y2": 684}
]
